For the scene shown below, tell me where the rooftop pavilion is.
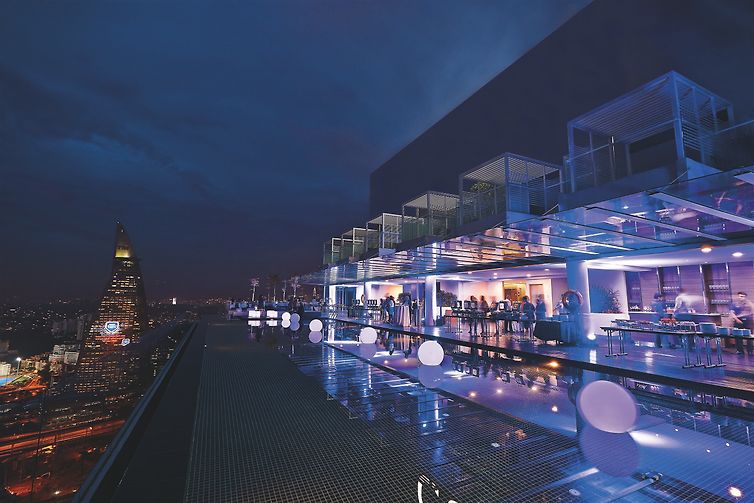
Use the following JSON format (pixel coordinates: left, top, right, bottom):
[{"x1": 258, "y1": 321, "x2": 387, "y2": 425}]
[
  {"x1": 459, "y1": 152, "x2": 561, "y2": 229},
  {"x1": 338, "y1": 227, "x2": 367, "y2": 262},
  {"x1": 401, "y1": 191, "x2": 460, "y2": 244},
  {"x1": 304, "y1": 165, "x2": 754, "y2": 287},
  {"x1": 366, "y1": 212, "x2": 402, "y2": 252},
  {"x1": 322, "y1": 237, "x2": 341, "y2": 265},
  {"x1": 563, "y1": 71, "x2": 735, "y2": 207}
]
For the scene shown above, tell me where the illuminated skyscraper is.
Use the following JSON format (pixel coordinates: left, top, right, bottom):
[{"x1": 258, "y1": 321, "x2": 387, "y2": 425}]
[
  {"x1": 88, "y1": 222, "x2": 148, "y2": 344},
  {"x1": 76, "y1": 223, "x2": 147, "y2": 395}
]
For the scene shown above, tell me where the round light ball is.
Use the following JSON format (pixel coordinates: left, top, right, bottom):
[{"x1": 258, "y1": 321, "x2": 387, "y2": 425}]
[
  {"x1": 359, "y1": 327, "x2": 378, "y2": 344},
  {"x1": 417, "y1": 340, "x2": 444, "y2": 366},
  {"x1": 577, "y1": 380, "x2": 638, "y2": 433},
  {"x1": 281, "y1": 319, "x2": 291, "y2": 328},
  {"x1": 290, "y1": 321, "x2": 300, "y2": 331},
  {"x1": 309, "y1": 319, "x2": 323, "y2": 332},
  {"x1": 282, "y1": 312, "x2": 291, "y2": 321},
  {"x1": 291, "y1": 313, "x2": 301, "y2": 323},
  {"x1": 309, "y1": 331, "x2": 323, "y2": 343}
]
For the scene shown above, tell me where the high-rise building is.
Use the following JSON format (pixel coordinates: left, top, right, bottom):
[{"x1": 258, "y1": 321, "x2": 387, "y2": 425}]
[
  {"x1": 75, "y1": 223, "x2": 147, "y2": 395},
  {"x1": 87, "y1": 222, "x2": 148, "y2": 345}
]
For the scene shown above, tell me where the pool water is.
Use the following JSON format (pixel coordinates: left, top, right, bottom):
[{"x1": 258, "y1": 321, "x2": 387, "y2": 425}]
[{"x1": 253, "y1": 320, "x2": 753, "y2": 501}]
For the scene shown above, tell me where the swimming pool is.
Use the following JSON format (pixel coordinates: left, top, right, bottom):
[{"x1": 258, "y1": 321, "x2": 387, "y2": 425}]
[{"x1": 270, "y1": 320, "x2": 753, "y2": 502}]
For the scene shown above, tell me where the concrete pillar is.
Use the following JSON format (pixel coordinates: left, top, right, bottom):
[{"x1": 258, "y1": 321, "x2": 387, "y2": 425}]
[
  {"x1": 566, "y1": 259, "x2": 591, "y2": 314},
  {"x1": 566, "y1": 259, "x2": 592, "y2": 344},
  {"x1": 424, "y1": 276, "x2": 438, "y2": 326}
]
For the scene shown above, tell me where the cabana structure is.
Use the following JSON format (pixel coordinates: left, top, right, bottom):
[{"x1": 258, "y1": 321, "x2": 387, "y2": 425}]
[
  {"x1": 338, "y1": 227, "x2": 367, "y2": 261},
  {"x1": 564, "y1": 71, "x2": 734, "y2": 199},
  {"x1": 322, "y1": 237, "x2": 341, "y2": 265},
  {"x1": 366, "y1": 213, "x2": 402, "y2": 252},
  {"x1": 401, "y1": 191, "x2": 460, "y2": 243},
  {"x1": 459, "y1": 153, "x2": 561, "y2": 228}
]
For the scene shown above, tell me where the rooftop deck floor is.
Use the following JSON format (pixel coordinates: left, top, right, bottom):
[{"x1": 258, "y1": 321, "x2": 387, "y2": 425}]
[
  {"x1": 179, "y1": 320, "x2": 421, "y2": 502},
  {"x1": 333, "y1": 316, "x2": 754, "y2": 399}
]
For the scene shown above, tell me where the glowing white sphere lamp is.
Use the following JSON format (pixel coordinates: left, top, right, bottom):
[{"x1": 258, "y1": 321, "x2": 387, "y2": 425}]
[
  {"x1": 281, "y1": 319, "x2": 291, "y2": 328},
  {"x1": 577, "y1": 380, "x2": 638, "y2": 433},
  {"x1": 290, "y1": 321, "x2": 300, "y2": 331},
  {"x1": 309, "y1": 319, "x2": 323, "y2": 332},
  {"x1": 282, "y1": 312, "x2": 291, "y2": 321},
  {"x1": 309, "y1": 331, "x2": 323, "y2": 343},
  {"x1": 359, "y1": 327, "x2": 378, "y2": 344},
  {"x1": 417, "y1": 340, "x2": 444, "y2": 366},
  {"x1": 291, "y1": 313, "x2": 301, "y2": 323}
]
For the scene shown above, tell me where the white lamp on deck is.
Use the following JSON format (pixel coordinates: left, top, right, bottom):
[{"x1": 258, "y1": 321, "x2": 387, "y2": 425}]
[
  {"x1": 417, "y1": 341, "x2": 444, "y2": 366},
  {"x1": 309, "y1": 319, "x2": 323, "y2": 332},
  {"x1": 359, "y1": 327, "x2": 378, "y2": 344}
]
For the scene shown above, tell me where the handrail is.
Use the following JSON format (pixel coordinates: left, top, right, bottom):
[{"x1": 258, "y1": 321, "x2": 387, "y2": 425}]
[{"x1": 73, "y1": 322, "x2": 199, "y2": 502}]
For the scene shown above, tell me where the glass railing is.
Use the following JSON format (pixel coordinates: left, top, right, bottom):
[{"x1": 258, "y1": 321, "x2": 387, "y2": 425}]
[{"x1": 702, "y1": 119, "x2": 754, "y2": 170}]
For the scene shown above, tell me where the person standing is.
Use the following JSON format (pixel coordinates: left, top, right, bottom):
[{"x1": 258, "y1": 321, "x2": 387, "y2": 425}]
[
  {"x1": 730, "y1": 291, "x2": 754, "y2": 355},
  {"x1": 502, "y1": 298, "x2": 513, "y2": 333},
  {"x1": 387, "y1": 295, "x2": 396, "y2": 324},
  {"x1": 535, "y1": 294, "x2": 547, "y2": 322},
  {"x1": 520, "y1": 296, "x2": 535, "y2": 338},
  {"x1": 651, "y1": 292, "x2": 671, "y2": 348}
]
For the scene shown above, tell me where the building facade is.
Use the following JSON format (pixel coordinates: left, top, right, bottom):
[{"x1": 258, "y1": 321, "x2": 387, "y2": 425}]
[{"x1": 76, "y1": 223, "x2": 147, "y2": 395}]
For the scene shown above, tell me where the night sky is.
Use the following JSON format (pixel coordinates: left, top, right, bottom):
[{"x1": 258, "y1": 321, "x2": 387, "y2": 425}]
[{"x1": 0, "y1": 1, "x2": 589, "y2": 301}]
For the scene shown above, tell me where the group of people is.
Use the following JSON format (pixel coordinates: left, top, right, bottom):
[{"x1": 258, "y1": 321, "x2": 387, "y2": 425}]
[
  {"x1": 463, "y1": 294, "x2": 548, "y2": 337},
  {"x1": 650, "y1": 289, "x2": 753, "y2": 355},
  {"x1": 378, "y1": 293, "x2": 421, "y2": 325}
]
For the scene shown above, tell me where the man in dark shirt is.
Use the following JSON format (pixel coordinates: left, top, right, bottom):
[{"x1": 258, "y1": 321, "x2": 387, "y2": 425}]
[{"x1": 730, "y1": 291, "x2": 754, "y2": 355}]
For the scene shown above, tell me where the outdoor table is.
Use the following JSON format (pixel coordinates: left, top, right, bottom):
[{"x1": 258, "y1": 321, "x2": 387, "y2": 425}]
[
  {"x1": 533, "y1": 320, "x2": 562, "y2": 343},
  {"x1": 395, "y1": 305, "x2": 411, "y2": 327},
  {"x1": 600, "y1": 326, "x2": 746, "y2": 368}
]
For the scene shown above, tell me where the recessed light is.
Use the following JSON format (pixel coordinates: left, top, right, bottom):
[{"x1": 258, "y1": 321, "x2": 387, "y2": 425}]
[
  {"x1": 544, "y1": 268, "x2": 550, "y2": 271},
  {"x1": 551, "y1": 405, "x2": 558, "y2": 412},
  {"x1": 622, "y1": 205, "x2": 629, "y2": 210},
  {"x1": 526, "y1": 274, "x2": 531, "y2": 277},
  {"x1": 732, "y1": 252, "x2": 744, "y2": 258},
  {"x1": 701, "y1": 245, "x2": 713, "y2": 253}
]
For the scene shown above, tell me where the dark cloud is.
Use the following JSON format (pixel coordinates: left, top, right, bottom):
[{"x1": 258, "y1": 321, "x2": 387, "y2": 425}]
[{"x1": 0, "y1": 0, "x2": 589, "y2": 300}]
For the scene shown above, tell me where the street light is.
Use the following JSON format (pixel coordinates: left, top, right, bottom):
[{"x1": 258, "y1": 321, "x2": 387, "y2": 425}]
[{"x1": 15, "y1": 357, "x2": 21, "y2": 374}]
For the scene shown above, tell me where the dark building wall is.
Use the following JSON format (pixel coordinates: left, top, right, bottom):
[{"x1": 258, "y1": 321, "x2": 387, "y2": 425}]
[{"x1": 369, "y1": 0, "x2": 754, "y2": 216}]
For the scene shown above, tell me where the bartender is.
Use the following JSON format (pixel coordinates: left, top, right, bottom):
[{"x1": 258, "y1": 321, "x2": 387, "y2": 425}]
[
  {"x1": 730, "y1": 291, "x2": 754, "y2": 355},
  {"x1": 673, "y1": 288, "x2": 694, "y2": 348},
  {"x1": 651, "y1": 292, "x2": 673, "y2": 348}
]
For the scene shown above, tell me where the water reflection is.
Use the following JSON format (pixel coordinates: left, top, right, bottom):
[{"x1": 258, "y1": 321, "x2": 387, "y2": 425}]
[{"x1": 295, "y1": 321, "x2": 754, "y2": 501}]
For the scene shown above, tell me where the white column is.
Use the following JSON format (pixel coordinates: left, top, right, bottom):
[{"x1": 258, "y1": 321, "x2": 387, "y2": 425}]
[
  {"x1": 566, "y1": 259, "x2": 592, "y2": 343},
  {"x1": 566, "y1": 259, "x2": 591, "y2": 314},
  {"x1": 424, "y1": 276, "x2": 438, "y2": 326}
]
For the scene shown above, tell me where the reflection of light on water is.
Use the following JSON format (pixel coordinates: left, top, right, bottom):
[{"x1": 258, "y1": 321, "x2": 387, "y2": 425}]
[
  {"x1": 729, "y1": 486, "x2": 743, "y2": 499},
  {"x1": 629, "y1": 430, "x2": 680, "y2": 448}
]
